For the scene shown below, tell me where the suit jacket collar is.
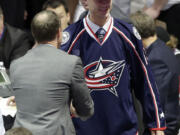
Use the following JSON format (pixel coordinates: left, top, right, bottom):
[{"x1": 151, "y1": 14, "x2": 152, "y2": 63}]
[{"x1": 145, "y1": 38, "x2": 162, "y2": 56}]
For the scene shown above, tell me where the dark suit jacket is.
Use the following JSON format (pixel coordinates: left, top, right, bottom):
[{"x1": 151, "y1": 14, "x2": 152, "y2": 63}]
[
  {"x1": 10, "y1": 44, "x2": 94, "y2": 135},
  {"x1": 146, "y1": 39, "x2": 179, "y2": 135},
  {"x1": 0, "y1": 23, "x2": 34, "y2": 69}
]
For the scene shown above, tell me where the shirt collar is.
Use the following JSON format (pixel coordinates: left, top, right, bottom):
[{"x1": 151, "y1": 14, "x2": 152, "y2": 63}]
[
  {"x1": 34, "y1": 44, "x2": 56, "y2": 49},
  {"x1": 86, "y1": 14, "x2": 112, "y2": 33}
]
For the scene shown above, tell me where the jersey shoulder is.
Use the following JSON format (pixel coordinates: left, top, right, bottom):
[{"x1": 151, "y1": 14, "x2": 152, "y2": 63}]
[
  {"x1": 113, "y1": 18, "x2": 141, "y2": 40},
  {"x1": 61, "y1": 19, "x2": 85, "y2": 45}
]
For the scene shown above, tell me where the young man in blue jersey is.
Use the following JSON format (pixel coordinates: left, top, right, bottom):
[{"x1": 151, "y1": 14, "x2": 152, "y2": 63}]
[{"x1": 60, "y1": 0, "x2": 166, "y2": 134}]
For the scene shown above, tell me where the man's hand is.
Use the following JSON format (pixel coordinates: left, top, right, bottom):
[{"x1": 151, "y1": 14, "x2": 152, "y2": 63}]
[
  {"x1": 70, "y1": 102, "x2": 79, "y2": 118},
  {"x1": 143, "y1": 7, "x2": 160, "y2": 19},
  {"x1": 151, "y1": 130, "x2": 165, "y2": 135},
  {"x1": 7, "y1": 96, "x2": 16, "y2": 106},
  {"x1": 143, "y1": 0, "x2": 168, "y2": 19}
]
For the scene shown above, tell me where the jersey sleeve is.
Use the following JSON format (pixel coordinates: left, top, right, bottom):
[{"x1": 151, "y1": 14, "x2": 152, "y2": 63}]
[{"x1": 123, "y1": 24, "x2": 166, "y2": 130}]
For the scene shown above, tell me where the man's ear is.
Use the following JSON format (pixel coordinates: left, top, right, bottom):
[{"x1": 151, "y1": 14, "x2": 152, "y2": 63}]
[
  {"x1": 67, "y1": 12, "x2": 70, "y2": 24},
  {"x1": 57, "y1": 28, "x2": 62, "y2": 46}
]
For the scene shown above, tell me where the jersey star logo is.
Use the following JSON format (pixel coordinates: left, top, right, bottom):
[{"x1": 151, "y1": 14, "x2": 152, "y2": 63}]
[{"x1": 84, "y1": 57, "x2": 125, "y2": 97}]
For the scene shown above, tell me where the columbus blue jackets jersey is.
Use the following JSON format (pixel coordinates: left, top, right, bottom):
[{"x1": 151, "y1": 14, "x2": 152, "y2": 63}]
[{"x1": 60, "y1": 16, "x2": 166, "y2": 135}]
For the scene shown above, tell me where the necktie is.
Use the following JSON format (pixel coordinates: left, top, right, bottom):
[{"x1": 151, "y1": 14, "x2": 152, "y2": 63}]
[{"x1": 96, "y1": 28, "x2": 106, "y2": 43}]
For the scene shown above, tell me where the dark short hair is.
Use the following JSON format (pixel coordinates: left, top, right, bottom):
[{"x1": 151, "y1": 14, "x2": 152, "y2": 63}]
[
  {"x1": 5, "y1": 127, "x2": 32, "y2": 135},
  {"x1": 130, "y1": 11, "x2": 156, "y2": 39},
  {"x1": 42, "y1": 0, "x2": 69, "y2": 13},
  {"x1": 31, "y1": 10, "x2": 60, "y2": 43}
]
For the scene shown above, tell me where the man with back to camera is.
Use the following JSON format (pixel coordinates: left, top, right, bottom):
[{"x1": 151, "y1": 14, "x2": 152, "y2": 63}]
[
  {"x1": 60, "y1": 0, "x2": 166, "y2": 135},
  {"x1": 9, "y1": 10, "x2": 94, "y2": 135}
]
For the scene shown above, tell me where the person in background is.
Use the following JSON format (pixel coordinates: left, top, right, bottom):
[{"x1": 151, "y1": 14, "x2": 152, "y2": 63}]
[
  {"x1": 10, "y1": 10, "x2": 94, "y2": 135},
  {"x1": 0, "y1": 6, "x2": 34, "y2": 69},
  {"x1": 144, "y1": 0, "x2": 180, "y2": 49},
  {"x1": 78, "y1": 0, "x2": 89, "y2": 20},
  {"x1": 155, "y1": 26, "x2": 180, "y2": 69},
  {"x1": 160, "y1": 31, "x2": 180, "y2": 135},
  {"x1": 0, "y1": 5, "x2": 34, "y2": 131},
  {"x1": 66, "y1": 0, "x2": 79, "y2": 24},
  {"x1": 42, "y1": 0, "x2": 70, "y2": 31},
  {"x1": 60, "y1": 0, "x2": 166, "y2": 134},
  {"x1": 73, "y1": 0, "x2": 88, "y2": 22},
  {"x1": 166, "y1": 35, "x2": 180, "y2": 61},
  {"x1": 0, "y1": 0, "x2": 26, "y2": 29},
  {"x1": 0, "y1": 0, "x2": 77, "y2": 30},
  {"x1": 0, "y1": 0, "x2": 46, "y2": 30},
  {"x1": 131, "y1": 11, "x2": 179, "y2": 135}
]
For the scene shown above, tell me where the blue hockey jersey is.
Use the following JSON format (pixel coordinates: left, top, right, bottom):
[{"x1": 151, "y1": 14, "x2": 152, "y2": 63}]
[{"x1": 60, "y1": 16, "x2": 166, "y2": 135}]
